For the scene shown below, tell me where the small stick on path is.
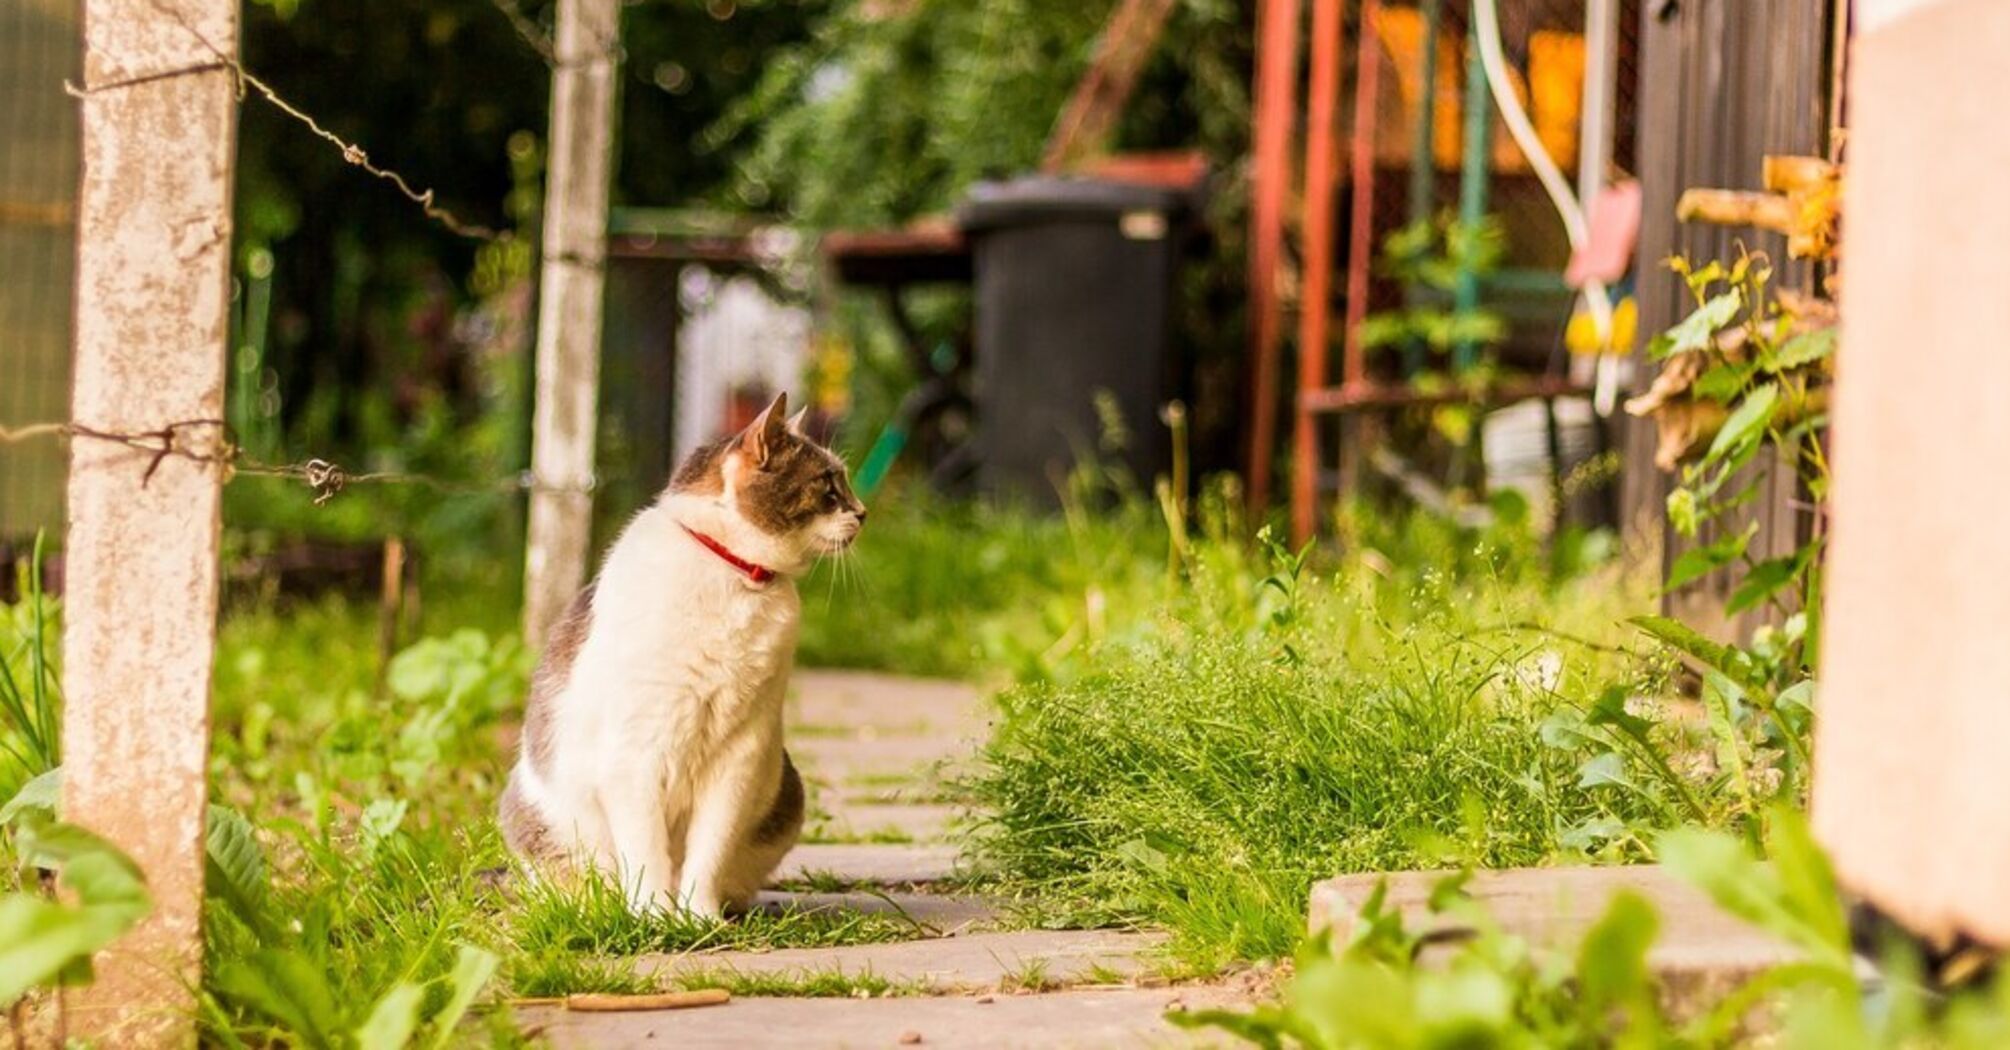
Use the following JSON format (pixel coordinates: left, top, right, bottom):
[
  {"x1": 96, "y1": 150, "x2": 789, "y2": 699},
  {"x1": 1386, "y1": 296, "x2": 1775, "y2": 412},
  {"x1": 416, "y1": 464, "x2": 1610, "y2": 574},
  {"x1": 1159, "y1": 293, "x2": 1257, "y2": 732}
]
[{"x1": 564, "y1": 989, "x2": 732, "y2": 1012}]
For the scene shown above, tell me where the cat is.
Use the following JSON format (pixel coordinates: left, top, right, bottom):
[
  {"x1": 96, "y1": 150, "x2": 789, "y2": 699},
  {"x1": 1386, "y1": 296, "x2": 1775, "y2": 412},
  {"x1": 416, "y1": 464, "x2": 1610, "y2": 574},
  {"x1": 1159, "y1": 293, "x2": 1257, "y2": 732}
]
[{"x1": 499, "y1": 391, "x2": 866, "y2": 917}]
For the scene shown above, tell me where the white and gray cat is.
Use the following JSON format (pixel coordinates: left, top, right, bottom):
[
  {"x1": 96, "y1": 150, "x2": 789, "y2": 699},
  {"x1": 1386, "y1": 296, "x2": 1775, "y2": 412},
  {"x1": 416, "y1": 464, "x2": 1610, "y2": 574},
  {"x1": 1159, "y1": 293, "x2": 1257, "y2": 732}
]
[{"x1": 500, "y1": 392, "x2": 866, "y2": 917}]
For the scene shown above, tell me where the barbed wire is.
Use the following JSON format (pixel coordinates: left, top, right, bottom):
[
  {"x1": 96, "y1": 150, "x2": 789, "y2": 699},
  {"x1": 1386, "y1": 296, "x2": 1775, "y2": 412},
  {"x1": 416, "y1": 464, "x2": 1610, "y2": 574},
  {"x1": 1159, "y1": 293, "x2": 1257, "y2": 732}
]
[
  {"x1": 0, "y1": 420, "x2": 592, "y2": 506},
  {"x1": 63, "y1": 0, "x2": 507, "y2": 243}
]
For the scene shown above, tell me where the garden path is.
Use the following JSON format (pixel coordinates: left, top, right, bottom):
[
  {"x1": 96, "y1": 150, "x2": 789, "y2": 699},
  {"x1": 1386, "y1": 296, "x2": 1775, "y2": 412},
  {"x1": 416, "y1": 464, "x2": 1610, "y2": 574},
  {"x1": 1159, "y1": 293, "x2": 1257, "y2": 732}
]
[{"x1": 520, "y1": 670, "x2": 1249, "y2": 1048}]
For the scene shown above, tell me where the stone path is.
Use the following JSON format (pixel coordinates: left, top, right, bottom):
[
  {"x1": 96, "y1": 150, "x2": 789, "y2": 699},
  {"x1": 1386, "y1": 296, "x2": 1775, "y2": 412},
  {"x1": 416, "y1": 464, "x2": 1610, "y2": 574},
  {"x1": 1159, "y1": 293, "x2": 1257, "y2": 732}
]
[{"x1": 524, "y1": 670, "x2": 1236, "y2": 1048}]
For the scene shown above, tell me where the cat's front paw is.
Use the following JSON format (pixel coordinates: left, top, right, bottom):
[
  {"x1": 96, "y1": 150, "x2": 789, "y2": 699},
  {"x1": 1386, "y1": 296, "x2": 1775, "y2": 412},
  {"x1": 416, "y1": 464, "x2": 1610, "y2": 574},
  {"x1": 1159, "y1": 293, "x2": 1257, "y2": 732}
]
[
  {"x1": 623, "y1": 880, "x2": 677, "y2": 916},
  {"x1": 680, "y1": 893, "x2": 727, "y2": 921}
]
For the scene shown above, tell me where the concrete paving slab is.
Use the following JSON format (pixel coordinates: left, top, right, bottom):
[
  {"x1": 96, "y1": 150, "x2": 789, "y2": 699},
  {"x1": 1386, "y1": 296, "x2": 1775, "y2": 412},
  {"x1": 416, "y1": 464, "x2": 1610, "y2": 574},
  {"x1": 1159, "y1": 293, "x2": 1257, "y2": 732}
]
[
  {"x1": 522, "y1": 988, "x2": 1241, "y2": 1049},
  {"x1": 807, "y1": 802, "x2": 961, "y2": 844},
  {"x1": 1308, "y1": 865, "x2": 1799, "y2": 992},
  {"x1": 751, "y1": 891, "x2": 1001, "y2": 934},
  {"x1": 787, "y1": 732, "x2": 976, "y2": 780},
  {"x1": 644, "y1": 929, "x2": 1170, "y2": 992},
  {"x1": 778, "y1": 844, "x2": 964, "y2": 886},
  {"x1": 791, "y1": 670, "x2": 987, "y2": 736}
]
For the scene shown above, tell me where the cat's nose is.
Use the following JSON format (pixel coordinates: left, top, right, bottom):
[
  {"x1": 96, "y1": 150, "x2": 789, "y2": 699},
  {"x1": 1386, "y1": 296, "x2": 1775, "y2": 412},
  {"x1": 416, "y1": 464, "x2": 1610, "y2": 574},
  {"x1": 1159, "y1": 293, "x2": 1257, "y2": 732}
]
[{"x1": 854, "y1": 506, "x2": 868, "y2": 522}]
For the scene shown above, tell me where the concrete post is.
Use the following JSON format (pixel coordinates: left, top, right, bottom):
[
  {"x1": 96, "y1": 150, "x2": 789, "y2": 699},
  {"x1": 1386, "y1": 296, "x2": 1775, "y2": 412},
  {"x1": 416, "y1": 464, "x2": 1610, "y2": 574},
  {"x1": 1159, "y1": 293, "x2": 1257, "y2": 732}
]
[
  {"x1": 1814, "y1": 0, "x2": 2010, "y2": 947},
  {"x1": 63, "y1": 0, "x2": 237, "y2": 1040},
  {"x1": 524, "y1": 0, "x2": 619, "y2": 645}
]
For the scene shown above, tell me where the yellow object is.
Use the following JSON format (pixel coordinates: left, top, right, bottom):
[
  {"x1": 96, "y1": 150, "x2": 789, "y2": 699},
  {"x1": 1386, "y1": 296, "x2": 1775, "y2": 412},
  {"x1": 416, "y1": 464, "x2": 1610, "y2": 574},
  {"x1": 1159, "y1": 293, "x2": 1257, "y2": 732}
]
[
  {"x1": 1567, "y1": 295, "x2": 1636, "y2": 355},
  {"x1": 1374, "y1": 11, "x2": 1584, "y2": 175}
]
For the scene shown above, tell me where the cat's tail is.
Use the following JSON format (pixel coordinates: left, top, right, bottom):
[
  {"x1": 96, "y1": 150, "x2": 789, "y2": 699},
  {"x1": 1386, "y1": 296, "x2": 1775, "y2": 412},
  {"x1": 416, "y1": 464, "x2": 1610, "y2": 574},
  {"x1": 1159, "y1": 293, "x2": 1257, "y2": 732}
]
[{"x1": 498, "y1": 763, "x2": 560, "y2": 863}]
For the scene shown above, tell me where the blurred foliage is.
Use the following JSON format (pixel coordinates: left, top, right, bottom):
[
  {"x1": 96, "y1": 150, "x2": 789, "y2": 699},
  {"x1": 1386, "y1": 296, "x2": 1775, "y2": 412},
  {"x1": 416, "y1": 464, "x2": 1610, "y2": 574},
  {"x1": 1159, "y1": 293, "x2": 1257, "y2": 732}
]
[
  {"x1": 712, "y1": 0, "x2": 1258, "y2": 478},
  {"x1": 228, "y1": 0, "x2": 830, "y2": 554}
]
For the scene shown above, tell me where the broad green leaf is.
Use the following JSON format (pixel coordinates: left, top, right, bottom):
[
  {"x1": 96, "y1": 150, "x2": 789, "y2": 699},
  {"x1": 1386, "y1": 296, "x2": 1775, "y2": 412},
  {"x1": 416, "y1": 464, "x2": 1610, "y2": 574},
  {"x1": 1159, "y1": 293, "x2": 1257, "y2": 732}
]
[
  {"x1": 1763, "y1": 807, "x2": 1850, "y2": 958},
  {"x1": 1706, "y1": 382, "x2": 1779, "y2": 461},
  {"x1": 206, "y1": 804, "x2": 275, "y2": 939},
  {"x1": 15, "y1": 820, "x2": 144, "y2": 891},
  {"x1": 1575, "y1": 890, "x2": 1660, "y2": 1013},
  {"x1": 356, "y1": 981, "x2": 426, "y2": 1050},
  {"x1": 1766, "y1": 328, "x2": 1836, "y2": 372},
  {"x1": 0, "y1": 766, "x2": 60, "y2": 826},
  {"x1": 0, "y1": 894, "x2": 132, "y2": 1005},
  {"x1": 1776, "y1": 680, "x2": 1815, "y2": 716},
  {"x1": 1444, "y1": 310, "x2": 1507, "y2": 348},
  {"x1": 1576, "y1": 752, "x2": 1634, "y2": 790},
  {"x1": 1665, "y1": 548, "x2": 1721, "y2": 591},
  {"x1": 1660, "y1": 825, "x2": 1850, "y2": 967},
  {"x1": 215, "y1": 949, "x2": 347, "y2": 1049},
  {"x1": 1358, "y1": 313, "x2": 1413, "y2": 351},
  {"x1": 1727, "y1": 555, "x2": 1801, "y2": 615},
  {"x1": 1560, "y1": 817, "x2": 1628, "y2": 852},
  {"x1": 1415, "y1": 965, "x2": 1514, "y2": 1041},
  {"x1": 1654, "y1": 291, "x2": 1741, "y2": 359},
  {"x1": 1665, "y1": 523, "x2": 1758, "y2": 593},
  {"x1": 425, "y1": 945, "x2": 500, "y2": 1050},
  {"x1": 1693, "y1": 361, "x2": 1757, "y2": 401},
  {"x1": 1701, "y1": 671, "x2": 1754, "y2": 812}
]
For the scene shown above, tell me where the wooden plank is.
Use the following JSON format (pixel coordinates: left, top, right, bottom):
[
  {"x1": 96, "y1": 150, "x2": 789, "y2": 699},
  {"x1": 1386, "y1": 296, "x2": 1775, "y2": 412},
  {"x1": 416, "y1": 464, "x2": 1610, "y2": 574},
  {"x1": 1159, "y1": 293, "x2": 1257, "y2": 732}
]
[
  {"x1": 1623, "y1": 0, "x2": 1828, "y2": 639},
  {"x1": 1815, "y1": 0, "x2": 2010, "y2": 948},
  {"x1": 62, "y1": 0, "x2": 237, "y2": 1040},
  {"x1": 524, "y1": 0, "x2": 620, "y2": 645}
]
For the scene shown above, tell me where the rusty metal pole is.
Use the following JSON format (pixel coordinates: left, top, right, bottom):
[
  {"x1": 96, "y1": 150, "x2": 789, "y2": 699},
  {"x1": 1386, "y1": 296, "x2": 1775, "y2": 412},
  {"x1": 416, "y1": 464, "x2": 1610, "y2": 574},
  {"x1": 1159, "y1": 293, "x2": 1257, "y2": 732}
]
[
  {"x1": 1334, "y1": 0, "x2": 1385, "y2": 502},
  {"x1": 63, "y1": 0, "x2": 237, "y2": 1040},
  {"x1": 524, "y1": 0, "x2": 620, "y2": 645},
  {"x1": 1340, "y1": 0, "x2": 1383, "y2": 391},
  {"x1": 1244, "y1": 0, "x2": 1301, "y2": 514},
  {"x1": 1290, "y1": 0, "x2": 1345, "y2": 544}
]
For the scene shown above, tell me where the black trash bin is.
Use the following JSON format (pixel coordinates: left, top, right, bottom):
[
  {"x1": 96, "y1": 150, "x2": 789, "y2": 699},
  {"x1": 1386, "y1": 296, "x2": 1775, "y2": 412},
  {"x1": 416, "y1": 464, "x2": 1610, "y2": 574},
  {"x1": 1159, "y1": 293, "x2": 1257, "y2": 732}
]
[{"x1": 957, "y1": 176, "x2": 1195, "y2": 505}]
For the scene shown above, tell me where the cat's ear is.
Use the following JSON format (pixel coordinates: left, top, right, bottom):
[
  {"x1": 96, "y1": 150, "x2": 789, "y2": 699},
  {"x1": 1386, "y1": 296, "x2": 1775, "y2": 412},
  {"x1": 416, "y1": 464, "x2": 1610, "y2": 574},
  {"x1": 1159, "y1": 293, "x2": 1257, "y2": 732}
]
[
  {"x1": 786, "y1": 406, "x2": 810, "y2": 435},
  {"x1": 741, "y1": 391, "x2": 789, "y2": 467}
]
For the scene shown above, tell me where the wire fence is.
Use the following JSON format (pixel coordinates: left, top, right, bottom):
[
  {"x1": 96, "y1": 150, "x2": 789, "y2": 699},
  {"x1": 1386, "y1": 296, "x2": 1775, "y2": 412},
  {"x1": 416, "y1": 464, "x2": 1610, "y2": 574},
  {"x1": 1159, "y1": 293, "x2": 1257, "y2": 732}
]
[
  {"x1": 0, "y1": 0, "x2": 590, "y2": 541},
  {"x1": 0, "y1": 0, "x2": 79, "y2": 539}
]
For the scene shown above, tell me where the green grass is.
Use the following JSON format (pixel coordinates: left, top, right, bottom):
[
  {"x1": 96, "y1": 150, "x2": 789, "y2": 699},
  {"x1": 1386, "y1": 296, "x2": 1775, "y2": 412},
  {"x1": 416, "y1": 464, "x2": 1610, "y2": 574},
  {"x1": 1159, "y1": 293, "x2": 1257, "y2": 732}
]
[
  {"x1": 666, "y1": 966, "x2": 928, "y2": 998},
  {"x1": 511, "y1": 871, "x2": 925, "y2": 956},
  {"x1": 951, "y1": 496, "x2": 1679, "y2": 967},
  {"x1": 4, "y1": 477, "x2": 1746, "y2": 1042}
]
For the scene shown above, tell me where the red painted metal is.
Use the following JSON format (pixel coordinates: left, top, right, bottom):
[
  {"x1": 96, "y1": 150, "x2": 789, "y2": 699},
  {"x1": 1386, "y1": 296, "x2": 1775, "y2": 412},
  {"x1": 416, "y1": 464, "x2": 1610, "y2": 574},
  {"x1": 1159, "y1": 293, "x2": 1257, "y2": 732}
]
[
  {"x1": 1289, "y1": 0, "x2": 1344, "y2": 545},
  {"x1": 1340, "y1": 0, "x2": 1383, "y2": 389},
  {"x1": 1299, "y1": 376, "x2": 1589, "y2": 413},
  {"x1": 1243, "y1": 0, "x2": 1300, "y2": 514}
]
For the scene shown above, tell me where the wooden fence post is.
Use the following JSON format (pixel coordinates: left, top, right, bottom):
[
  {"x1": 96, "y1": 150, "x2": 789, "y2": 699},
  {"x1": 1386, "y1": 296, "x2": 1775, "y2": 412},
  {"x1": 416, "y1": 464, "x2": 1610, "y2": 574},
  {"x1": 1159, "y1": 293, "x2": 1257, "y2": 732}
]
[
  {"x1": 62, "y1": 0, "x2": 237, "y2": 1040},
  {"x1": 524, "y1": 0, "x2": 620, "y2": 645}
]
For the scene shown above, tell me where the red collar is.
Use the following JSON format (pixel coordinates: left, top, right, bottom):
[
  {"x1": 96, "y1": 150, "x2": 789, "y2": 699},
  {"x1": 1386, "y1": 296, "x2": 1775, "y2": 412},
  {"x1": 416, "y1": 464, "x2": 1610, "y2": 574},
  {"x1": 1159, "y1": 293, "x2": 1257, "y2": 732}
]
[{"x1": 682, "y1": 525, "x2": 776, "y2": 585}]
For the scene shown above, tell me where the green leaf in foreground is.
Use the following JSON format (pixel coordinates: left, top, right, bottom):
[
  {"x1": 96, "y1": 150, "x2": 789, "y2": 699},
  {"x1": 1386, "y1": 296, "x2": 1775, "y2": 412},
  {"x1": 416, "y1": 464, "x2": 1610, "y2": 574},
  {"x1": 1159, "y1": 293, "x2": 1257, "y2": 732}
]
[
  {"x1": 206, "y1": 803, "x2": 275, "y2": 938},
  {"x1": 426, "y1": 945, "x2": 501, "y2": 1050},
  {"x1": 1707, "y1": 382, "x2": 1780, "y2": 461},
  {"x1": 355, "y1": 981, "x2": 426, "y2": 1050},
  {"x1": 1656, "y1": 291, "x2": 1741, "y2": 359},
  {"x1": 1658, "y1": 810, "x2": 1849, "y2": 966},
  {"x1": 0, "y1": 765, "x2": 60, "y2": 826},
  {"x1": 0, "y1": 893, "x2": 135, "y2": 1005}
]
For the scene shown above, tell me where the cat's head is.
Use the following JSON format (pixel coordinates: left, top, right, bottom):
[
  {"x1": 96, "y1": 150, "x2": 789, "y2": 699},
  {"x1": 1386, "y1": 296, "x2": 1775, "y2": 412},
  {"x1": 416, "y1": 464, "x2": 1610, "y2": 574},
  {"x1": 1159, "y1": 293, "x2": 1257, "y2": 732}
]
[{"x1": 669, "y1": 391, "x2": 866, "y2": 574}]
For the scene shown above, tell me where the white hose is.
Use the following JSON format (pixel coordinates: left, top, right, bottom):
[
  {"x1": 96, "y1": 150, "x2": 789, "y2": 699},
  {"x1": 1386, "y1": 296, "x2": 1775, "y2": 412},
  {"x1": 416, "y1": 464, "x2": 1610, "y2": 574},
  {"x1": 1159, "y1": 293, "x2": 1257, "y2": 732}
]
[{"x1": 1471, "y1": 0, "x2": 1621, "y2": 411}]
